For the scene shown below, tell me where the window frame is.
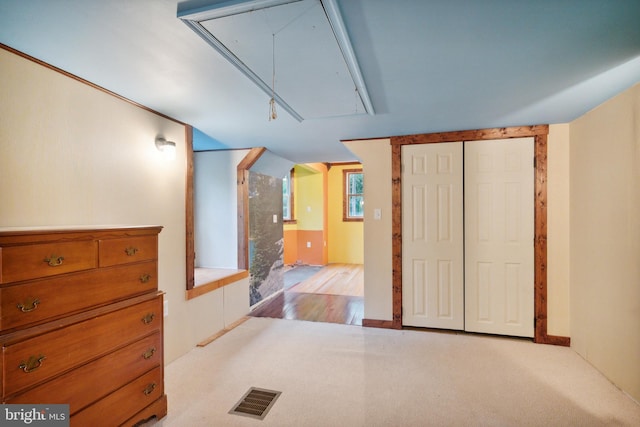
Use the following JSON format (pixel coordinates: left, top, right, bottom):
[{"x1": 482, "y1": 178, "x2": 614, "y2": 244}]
[
  {"x1": 343, "y1": 168, "x2": 364, "y2": 222},
  {"x1": 283, "y1": 168, "x2": 296, "y2": 223}
]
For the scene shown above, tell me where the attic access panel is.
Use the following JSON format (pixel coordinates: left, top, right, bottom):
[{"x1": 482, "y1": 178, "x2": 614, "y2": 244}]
[{"x1": 178, "y1": 0, "x2": 374, "y2": 121}]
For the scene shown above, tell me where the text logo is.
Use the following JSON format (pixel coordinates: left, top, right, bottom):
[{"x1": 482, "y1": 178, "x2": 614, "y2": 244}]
[{"x1": 1, "y1": 405, "x2": 69, "y2": 426}]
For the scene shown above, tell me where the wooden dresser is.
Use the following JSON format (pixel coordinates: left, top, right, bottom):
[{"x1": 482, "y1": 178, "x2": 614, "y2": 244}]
[{"x1": 0, "y1": 226, "x2": 167, "y2": 426}]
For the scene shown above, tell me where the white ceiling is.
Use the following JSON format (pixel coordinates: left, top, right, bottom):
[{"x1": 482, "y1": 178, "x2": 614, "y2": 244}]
[{"x1": 1, "y1": 0, "x2": 639, "y2": 163}]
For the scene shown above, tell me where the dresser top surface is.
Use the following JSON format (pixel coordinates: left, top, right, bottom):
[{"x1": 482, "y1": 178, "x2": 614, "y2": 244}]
[{"x1": 0, "y1": 225, "x2": 163, "y2": 243}]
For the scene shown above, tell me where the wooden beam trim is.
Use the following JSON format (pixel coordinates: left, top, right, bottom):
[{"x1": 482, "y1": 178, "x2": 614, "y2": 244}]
[
  {"x1": 237, "y1": 147, "x2": 267, "y2": 170},
  {"x1": 534, "y1": 133, "x2": 548, "y2": 343},
  {"x1": 390, "y1": 125, "x2": 549, "y2": 146},
  {"x1": 362, "y1": 319, "x2": 399, "y2": 329},
  {"x1": 391, "y1": 144, "x2": 403, "y2": 329},
  {"x1": 185, "y1": 270, "x2": 249, "y2": 300},
  {"x1": 328, "y1": 161, "x2": 362, "y2": 167},
  {"x1": 531, "y1": 134, "x2": 570, "y2": 347},
  {"x1": 185, "y1": 126, "x2": 195, "y2": 291}
]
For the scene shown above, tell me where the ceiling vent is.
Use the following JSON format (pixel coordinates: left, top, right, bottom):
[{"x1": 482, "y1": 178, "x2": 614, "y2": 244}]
[{"x1": 178, "y1": 0, "x2": 374, "y2": 122}]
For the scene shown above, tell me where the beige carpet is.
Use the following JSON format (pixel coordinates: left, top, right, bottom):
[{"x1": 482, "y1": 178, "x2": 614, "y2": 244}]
[{"x1": 157, "y1": 317, "x2": 640, "y2": 426}]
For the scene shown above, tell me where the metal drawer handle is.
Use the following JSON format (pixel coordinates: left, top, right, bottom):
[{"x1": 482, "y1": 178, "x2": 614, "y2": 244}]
[
  {"x1": 143, "y1": 382, "x2": 157, "y2": 396},
  {"x1": 140, "y1": 273, "x2": 152, "y2": 283},
  {"x1": 43, "y1": 255, "x2": 64, "y2": 267},
  {"x1": 141, "y1": 313, "x2": 155, "y2": 325},
  {"x1": 19, "y1": 355, "x2": 46, "y2": 373},
  {"x1": 125, "y1": 247, "x2": 139, "y2": 256},
  {"x1": 142, "y1": 347, "x2": 156, "y2": 360},
  {"x1": 17, "y1": 298, "x2": 40, "y2": 313}
]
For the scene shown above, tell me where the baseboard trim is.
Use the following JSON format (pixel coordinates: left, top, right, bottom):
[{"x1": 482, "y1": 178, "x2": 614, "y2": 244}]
[
  {"x1": 362, "y1": 318, "x2": 399, "y2": 329},
  {"x1": 536, "y1": 334, "x2": 571, "y2": 347},
  {"x1": 197, "y1": 316, "x2": 250, "y2": 347},
  {"x1": 364, "y1": 318, "x2": 571, "y2": 346}
]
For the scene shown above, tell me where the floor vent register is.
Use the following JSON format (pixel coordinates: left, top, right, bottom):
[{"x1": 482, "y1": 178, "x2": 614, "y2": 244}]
[{"x1": 229, "y1": 387, "x2": 282, "y2": 420}]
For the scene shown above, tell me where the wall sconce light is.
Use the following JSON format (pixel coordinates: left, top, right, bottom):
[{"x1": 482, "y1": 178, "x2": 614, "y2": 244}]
[{"x1": 155, "y1": 137, "x2": 176, "y2": 159}]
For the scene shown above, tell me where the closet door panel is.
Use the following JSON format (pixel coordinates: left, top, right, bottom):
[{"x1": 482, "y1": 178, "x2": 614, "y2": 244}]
[
  {"x1": 464, "y1": 138, "x2": 534, "y2": 337},
  {"x1": 402, "y1": 143, "x2": 464, "y2": 329}
]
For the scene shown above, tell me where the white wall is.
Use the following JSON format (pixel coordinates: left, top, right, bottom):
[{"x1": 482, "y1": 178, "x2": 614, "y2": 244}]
[
  {"x1": 194, "y1": 149, "x2": 249, "y2": 268},
  {"x1": 0, "y1": 48, "x2": 248, "y2": 365},
  {"x1": 570, "y1": 83, "x2": 640, "y2": 402}
]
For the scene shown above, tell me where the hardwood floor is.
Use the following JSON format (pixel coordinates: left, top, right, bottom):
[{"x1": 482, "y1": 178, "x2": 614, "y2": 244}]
[
  {"x1": 249, "y1": 264, "x2": 364, "y2": 326},
  {"x1": 288, "y1": 263, "x2": 363, "y2": 296}
]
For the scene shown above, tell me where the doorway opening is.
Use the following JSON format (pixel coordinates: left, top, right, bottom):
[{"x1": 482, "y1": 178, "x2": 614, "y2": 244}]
[{"x1": 249, "y1": 162, "x2": 365, "y2": 325}]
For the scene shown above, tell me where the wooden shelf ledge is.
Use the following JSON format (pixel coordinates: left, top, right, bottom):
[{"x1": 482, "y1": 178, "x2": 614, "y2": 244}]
[{"x1": 186, "y1": 268, "x2": 248, "y2": 300}]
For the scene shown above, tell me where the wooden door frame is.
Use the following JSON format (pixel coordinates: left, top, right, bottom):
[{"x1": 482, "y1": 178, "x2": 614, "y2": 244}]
[{"x1": 389, "y1": 125, "x2": 569, "y2": 346}]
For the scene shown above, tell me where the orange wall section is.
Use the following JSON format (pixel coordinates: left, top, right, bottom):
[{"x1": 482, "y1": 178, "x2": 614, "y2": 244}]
[
  {"x1": 283, "y1": 228, "x2": 298, "y2": 264},
  {"x1": 295, "y1": 230, "x2": 325, "y2": 265}
]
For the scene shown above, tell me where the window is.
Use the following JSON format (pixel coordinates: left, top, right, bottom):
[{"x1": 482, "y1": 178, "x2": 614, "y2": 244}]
[
  {"x1": 282, "y1": 168, "x2": 294, "y2": 221},
  {"x1": 343, "y1": 169, "x2": 364, "y2": 221}
]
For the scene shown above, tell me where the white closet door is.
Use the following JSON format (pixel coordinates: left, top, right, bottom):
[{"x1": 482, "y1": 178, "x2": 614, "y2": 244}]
[
  {"x1": 464, "y1": 138, "x2": 534, "y2": 337},
  {"x1": 402, "y1": 142, "x2": 464, "y2": 329}
]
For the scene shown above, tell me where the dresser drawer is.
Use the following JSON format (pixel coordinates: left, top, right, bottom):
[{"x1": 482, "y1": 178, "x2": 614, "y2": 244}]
[
  {"x1": 71, "y1": 366, "x2": 163, "y2": 427},
  {"x1": 0, "y1": 240, "x2": 97, "y2": 284},
  {"x1": 99, "y1": 235, "x2": 158, "y2": 267},
  {"x1": 0, "y1": 261, "x2": 158, "y2": 331},
  {"x1": 3, "y1": 296, "x2": 162, "y2": 396},
  {"x1": 7, "y1": 332, "x2": 161, "y2": 413}
]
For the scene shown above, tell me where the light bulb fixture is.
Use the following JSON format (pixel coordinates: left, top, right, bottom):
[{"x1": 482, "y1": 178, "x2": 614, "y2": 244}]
[{"x1": 155, "y1": 137, "x2": 177, "y2": 159}]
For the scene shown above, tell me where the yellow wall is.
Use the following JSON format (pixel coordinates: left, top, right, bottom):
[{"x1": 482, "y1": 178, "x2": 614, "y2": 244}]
[
  {"x1": 283, "y1": 164, "x2": 327, "y2": 265},
  {"x1": 570, "y1": 83, "x2": 640, "y2": 402},
  {"x1": 294, "y1": 164, "x2": 325, "y2": 230},
  {"x1": 0, "y1": 48, "x2": 249, "y2": 365},
  {"x1": 327, "y1": 164, "x2": 364, "y2": 264}
]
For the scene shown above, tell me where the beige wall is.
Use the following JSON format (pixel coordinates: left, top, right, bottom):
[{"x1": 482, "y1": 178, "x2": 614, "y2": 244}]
[
  {"x1": 570, "y1": 83, "x2": 640, "y2": 402},
  {"x1": 343, "y1": 139, "x2": 393, "y2": 320},
  {"x1": 547, "y1": 124, "x2": 571, "y2": 336},
  {"x1": 0, "y1": 48, "x2": 248, "y2": 364}
]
